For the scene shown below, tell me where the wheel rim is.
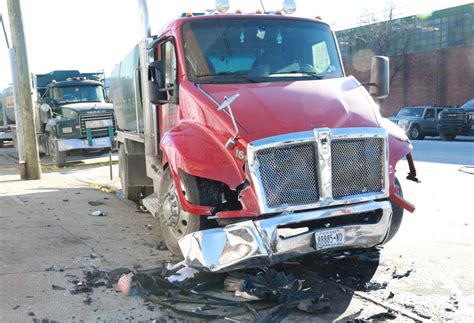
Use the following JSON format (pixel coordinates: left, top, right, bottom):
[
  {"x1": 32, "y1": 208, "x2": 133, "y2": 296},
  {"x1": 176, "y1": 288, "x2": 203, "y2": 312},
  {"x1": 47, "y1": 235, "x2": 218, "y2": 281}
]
[
  {"x1": 162, "y1": 182, "x2": 190, "y2": 240},
  {"x1": 411, "y1": 127, "x2": 419, "y2": 138}
]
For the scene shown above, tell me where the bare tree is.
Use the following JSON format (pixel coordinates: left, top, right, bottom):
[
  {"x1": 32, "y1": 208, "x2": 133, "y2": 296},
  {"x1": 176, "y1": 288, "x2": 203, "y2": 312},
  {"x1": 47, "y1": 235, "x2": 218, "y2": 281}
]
[{"x1": 351, "y1": 0, "x2": 420, "y2": 83}]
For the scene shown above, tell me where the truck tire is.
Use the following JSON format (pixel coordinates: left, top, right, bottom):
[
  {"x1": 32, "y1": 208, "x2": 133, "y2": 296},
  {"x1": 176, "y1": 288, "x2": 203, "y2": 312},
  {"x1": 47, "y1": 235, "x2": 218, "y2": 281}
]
[
  {"x1": 408, "y1": 125, "x2": 424, "y2": 140},
  {"x1": 386, "y1": 177, "x2": 404, "y2": 243},
  {"x1": 48, "y1": 135, "x2": 66, "y2": 167},
  {"x1": 0, "y1": 140, "x2": 3, "y2": 148},
  {"x1": 158, "y1": 168, "x2": 205, "y2": 256},
  {"x1": 118, "y1": 144, "x2": 142, "y2": 203},
  {"x1": 440, "y1": 134, "x2": 456, "y2": 141}
]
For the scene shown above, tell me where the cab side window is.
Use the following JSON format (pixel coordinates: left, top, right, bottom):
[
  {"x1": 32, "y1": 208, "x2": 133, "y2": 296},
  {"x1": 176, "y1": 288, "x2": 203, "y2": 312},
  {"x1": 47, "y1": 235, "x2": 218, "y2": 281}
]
[{"x1": 424, "y1": 108, "x2": 435, "y2": 119}]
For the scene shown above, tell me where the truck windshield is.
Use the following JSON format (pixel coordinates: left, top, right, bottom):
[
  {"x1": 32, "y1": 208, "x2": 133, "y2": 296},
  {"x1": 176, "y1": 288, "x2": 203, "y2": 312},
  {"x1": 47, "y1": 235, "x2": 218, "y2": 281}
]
[
  {"x1": 53, "y1": 85, "x2": 105, "y2": 104},
  {"x1": 396, "y1": 108, "x2": 424, "y2": 118},
  {"x1": 182, "y1": 17, "x2": 343, "y2": 83},
  {"x1": 461, "y1": 100, "x2": 474, "y2": 109}
]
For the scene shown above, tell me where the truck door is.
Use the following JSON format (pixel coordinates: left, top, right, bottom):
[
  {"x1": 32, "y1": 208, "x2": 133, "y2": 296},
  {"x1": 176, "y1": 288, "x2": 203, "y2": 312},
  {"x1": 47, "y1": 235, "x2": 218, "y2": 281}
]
[
  {"x1": 423, "y1": 108, "x2": 436, "y2": 135},
  {"x1": 159, "y1": 40, "x2": 178, "y2": 137}
]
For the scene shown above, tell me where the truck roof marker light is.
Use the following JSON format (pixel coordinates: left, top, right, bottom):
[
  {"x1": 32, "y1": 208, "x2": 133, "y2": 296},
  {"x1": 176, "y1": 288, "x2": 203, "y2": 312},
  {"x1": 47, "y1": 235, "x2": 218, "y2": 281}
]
[
  {"x1": 186, "y1": 12, "x2": 193, "y2": 17},
  {"x1": 216, "y1": 0, "x2": 230, "y2": 14},
  {"x1": 282, "y1": 0, "x2": 296, "y2": 15},
  {"x1": 235, "y1": 9, "x2": 242, "y2": 14},
  {"x1": 256, "y1": 9, "x2": 263, "y2": 14},
  {"x1": 315, "y1": 15, "x2": 323, "y2": 20}
]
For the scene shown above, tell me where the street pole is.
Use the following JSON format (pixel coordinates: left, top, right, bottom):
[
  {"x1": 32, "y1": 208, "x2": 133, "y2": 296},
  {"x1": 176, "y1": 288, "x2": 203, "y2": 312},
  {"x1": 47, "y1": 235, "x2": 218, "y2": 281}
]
[{"x1": 6, "y1": 0, "x2": 41, "y2": 180}]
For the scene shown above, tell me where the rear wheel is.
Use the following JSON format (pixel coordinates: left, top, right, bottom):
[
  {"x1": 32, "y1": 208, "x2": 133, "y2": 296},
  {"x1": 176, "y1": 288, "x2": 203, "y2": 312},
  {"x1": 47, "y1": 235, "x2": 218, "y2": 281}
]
[
  {"x1": 386, "y1": 177, "x2": 404, "y2": 243},
  {"x1": 158, "y1": 168, "x2": 204, "y2": 256},
  {"x1": 408, "y1": 125, "x2": 424, "y2": 140},
  {"x1": 440, "y1": 134, "x2": 456, "y2": 141},
  {"x1": 48, "y1": 135, "x2": 66, "y2": 167}
]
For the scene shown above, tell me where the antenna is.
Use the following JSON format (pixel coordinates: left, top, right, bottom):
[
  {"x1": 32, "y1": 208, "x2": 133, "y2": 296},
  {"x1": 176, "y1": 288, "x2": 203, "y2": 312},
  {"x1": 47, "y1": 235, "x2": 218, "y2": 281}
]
[{"x1": 259, "y1": 0, "x2": 266, "y2": 13}]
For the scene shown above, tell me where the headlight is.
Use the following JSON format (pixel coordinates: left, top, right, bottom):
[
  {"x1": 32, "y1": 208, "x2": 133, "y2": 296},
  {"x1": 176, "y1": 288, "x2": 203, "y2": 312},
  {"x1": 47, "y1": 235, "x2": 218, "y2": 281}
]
[
  {"x1": 61, "y1": 126, "x2": 73, "y2": 134},
  {"x1": 399, "y1": 120, "x2": 409, "y2": 129}
]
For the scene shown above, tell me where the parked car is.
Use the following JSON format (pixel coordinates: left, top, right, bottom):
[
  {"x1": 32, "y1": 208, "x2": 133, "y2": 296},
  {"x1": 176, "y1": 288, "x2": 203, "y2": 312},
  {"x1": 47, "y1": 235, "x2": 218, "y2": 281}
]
[
  {"x1": 390, "y1": 106, "x2": 445, "y2": 140},
  {"x1": 438, "y1": 99, "x2": 474, "y2": 141}
]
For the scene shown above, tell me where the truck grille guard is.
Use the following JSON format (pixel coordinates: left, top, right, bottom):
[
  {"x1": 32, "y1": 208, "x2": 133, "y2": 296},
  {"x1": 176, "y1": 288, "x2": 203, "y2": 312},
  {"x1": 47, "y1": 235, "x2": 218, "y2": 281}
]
[
  {"x1": 247, "y1": 127, "x2": 389, "y2": 214},
  {"x1": 179, "y1": 128, "x2": 393, "y2": 272}
]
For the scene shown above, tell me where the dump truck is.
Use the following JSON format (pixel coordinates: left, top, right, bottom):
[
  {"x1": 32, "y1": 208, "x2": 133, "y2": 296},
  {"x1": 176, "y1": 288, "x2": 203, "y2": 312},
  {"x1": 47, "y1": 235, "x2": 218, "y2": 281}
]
[
  {"x1": 110, "y1": 0, "x2": 418, "y2": 272},
  {"x1": 0, "y1": 89, "x2": 14, "y2": 148},
  {"x1": 2, "y1": 70, "x2": 115, "y2": 166}
]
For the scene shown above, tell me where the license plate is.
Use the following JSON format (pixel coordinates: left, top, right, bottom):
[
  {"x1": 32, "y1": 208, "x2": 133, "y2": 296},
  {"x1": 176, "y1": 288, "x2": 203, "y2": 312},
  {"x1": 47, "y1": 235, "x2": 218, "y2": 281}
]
[
  {"x1": 93, "y1": 137, "x2": 109, "y2": 145},
  {"x1": 85, "y1": 119, "x2": 113, "y2": 129},
  {"x1": 314, "y1": 229, "x2": 345, "y2": 251}
]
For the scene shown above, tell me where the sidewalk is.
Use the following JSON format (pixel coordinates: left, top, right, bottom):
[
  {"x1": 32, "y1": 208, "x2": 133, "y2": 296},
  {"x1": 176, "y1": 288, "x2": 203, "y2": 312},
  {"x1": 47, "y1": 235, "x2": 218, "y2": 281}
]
[{"x1": 0, "y1": 146, "x2": 173, "y2": 322}]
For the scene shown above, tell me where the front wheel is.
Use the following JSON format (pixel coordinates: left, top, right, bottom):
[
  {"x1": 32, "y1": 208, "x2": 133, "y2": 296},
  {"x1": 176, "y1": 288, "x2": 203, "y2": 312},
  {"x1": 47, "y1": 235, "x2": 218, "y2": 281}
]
[
  {"x1": 408, "y1": 125, "x2": 424, "y2": 140},
  {"x1": 386, "y1": 177, "x2": 404, "y2": 243},
  {"x1": 158, "y1": 168, "x2": 204, "y2": 256},
  {"x1": 48, "y1": 135, "x2": 66, "y2": 167}
]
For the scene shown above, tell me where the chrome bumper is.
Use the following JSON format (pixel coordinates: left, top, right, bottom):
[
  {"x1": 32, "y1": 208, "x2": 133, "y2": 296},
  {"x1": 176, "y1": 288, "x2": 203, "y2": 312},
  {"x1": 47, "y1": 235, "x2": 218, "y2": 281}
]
[
  {"x1": 179, "y1": 200, "x2": 392, "y2": 273},
  {"x1": 57, "y1": 136, "x2": 112, "y2": 152},
  {"x1": 0, "y1": 131, "x2": 13, "y2": 140}
]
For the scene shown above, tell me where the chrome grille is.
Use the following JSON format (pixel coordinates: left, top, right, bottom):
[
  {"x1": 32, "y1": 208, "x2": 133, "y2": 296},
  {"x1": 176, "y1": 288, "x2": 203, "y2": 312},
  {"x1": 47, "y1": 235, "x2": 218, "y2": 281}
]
[
  {"x1": 79, "y1": 113, "x2": 114, "y2": 137},
  {"x1": 331, "y1": 138, "x2": 384, "y2": 198},
  {"x1": 440, "y1": 112, "x2": 467, "y2": 124},
  {"x1": 256, "y1": 143, "x2": 319, "y2": 208}
]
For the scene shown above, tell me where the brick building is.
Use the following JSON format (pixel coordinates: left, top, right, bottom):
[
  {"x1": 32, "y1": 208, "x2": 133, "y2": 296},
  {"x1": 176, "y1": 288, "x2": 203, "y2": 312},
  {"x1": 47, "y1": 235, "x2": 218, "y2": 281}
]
[{"x1": 336, "y1": 4, "x2": 474, "y2": 117}]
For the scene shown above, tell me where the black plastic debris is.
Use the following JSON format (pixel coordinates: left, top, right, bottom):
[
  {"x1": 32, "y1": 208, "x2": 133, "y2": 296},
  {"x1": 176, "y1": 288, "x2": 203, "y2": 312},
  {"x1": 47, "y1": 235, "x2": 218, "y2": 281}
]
[
  {"x1": 45, "y1": 265, "x2": 64, "y2": 272},
  {"x1": 391, "y1": 269, "x2": 412, "y2": 279},
  {"x1": 88, "y1": 200, "x2": 104, "y2": 206},
  {"x1": 12, "y1": 305, "x2": 20, "y2": 310},
  {"x1": 52, "y1": 285, "x2": 66, "y2": 291},
  {"x1": 83, "y1": 295, "x2": 92, "y2": 305},
  {"x1": 365, "y1": 310, "x2": 397, "y2": 321}
]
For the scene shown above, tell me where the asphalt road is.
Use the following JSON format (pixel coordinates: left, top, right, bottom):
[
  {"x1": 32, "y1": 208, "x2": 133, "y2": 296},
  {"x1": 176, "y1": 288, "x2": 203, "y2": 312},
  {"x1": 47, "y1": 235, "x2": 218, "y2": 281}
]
[{"x1": 1, "y1": 138, "x2": 473, "y2": 321}]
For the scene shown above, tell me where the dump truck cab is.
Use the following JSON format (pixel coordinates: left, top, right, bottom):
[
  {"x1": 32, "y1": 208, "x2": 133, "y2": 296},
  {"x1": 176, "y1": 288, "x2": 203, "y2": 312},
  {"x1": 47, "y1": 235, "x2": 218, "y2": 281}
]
[
  {"x1": 35, "y1": 71, "x2": 114, "y2": 167},
  {"x1": 111, "y1": 2, "x2": 417, "y2": 272}
]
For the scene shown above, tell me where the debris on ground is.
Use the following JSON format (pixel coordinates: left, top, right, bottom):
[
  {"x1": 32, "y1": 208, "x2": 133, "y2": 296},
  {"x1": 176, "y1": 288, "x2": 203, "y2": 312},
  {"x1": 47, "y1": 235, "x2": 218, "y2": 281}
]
[
  {"x1": 45, "y1": 265, "x2": 64, "y2": 272},
  {"x1": 391, "y1": 268, "x2": 412, "y2": 279},
  {"x1": 145, "y1": 224, "x2": 153, "y2": 230},
  {"x1": 12, "y1": 305, "x2": 20, "y2": 310},
  {"x1": 89, "y1": 210, "x2": 106, "y2": 217},
  {"x1": 117, "y1": 272, "x2": 134, "y2": 296},
  {"x1": 51, "y1": 284, "x2": 66, "y2": 291},
  {"x1": 157, "y1": 241, "x2": 168, "y2": 251},
  {"x1": 365, "y1": 310, "x2": 397, "y2": 320},
  {"x1": 88, "y1": 200, "x2": 104, "y2": 206},
  {"x1": 65, "y1": 262, "x2": 331, "y2": 321}
]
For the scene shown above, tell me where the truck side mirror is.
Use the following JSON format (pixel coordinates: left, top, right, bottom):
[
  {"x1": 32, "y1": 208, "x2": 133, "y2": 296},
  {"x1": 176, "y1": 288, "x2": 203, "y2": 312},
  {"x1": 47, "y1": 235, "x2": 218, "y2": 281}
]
[
  {"x1": 40, "y1": 103, "x2": 51, "y2": 113},
  {"x1": 369, "y1": 56, "x2": 389, "y2": 100},
  {"x1": 148, "y1": 61, "x2": 167, "y2": 105}
]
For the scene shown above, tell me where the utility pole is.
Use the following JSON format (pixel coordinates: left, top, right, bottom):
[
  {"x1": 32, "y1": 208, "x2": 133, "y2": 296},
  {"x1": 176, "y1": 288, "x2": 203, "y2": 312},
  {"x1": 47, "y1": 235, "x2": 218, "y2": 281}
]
[{"x1": 6, "y1": 0, "x2": 41, "y2": 180}]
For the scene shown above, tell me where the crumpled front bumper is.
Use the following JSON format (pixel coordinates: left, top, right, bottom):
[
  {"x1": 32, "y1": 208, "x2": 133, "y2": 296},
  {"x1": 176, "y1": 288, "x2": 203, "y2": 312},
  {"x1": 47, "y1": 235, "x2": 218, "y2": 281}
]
[{"x1": 179, "y1": 200, "x2": 393, "y2": 273}]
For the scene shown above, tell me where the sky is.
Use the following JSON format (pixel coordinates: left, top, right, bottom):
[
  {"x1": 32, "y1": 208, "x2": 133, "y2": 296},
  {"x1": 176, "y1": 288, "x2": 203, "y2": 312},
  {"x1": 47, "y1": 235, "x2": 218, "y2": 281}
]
[{"x1": 0, "y1": 0, "x2": 472, "y2": 89}]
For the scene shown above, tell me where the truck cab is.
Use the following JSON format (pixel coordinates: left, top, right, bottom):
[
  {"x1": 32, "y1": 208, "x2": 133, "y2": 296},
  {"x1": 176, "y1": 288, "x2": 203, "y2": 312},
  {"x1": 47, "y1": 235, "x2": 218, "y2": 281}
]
[
  {"x1": 438, "y1": 99, "x2": 474, "y2": 141},
  {"x1": 35, "y1": 71, "x2": 115, "y2": 167},
  {"x1": 111, "y1": 2, "x2": 417, "y2": 272}
]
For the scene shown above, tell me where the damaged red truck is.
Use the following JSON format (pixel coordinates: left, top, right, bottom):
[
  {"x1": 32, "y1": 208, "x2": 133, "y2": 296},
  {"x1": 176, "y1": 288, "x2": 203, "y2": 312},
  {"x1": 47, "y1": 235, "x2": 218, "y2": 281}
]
[{"x1": 110, "y1": 1, "x2": 417, "y2": 272}]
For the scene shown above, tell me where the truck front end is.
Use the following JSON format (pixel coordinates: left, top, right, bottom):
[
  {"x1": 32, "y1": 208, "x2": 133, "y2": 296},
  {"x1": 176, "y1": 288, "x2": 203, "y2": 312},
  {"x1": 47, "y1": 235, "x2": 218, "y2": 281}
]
[
  {"x1": 438, "y1": 100, "x2": 474, "y2": 140},
  {"x1": 138, "y1": 9, "x2": 416, "y2": 272},
  {"x1": 41, "y1": 79, "x2": 114, "y2": 166}
]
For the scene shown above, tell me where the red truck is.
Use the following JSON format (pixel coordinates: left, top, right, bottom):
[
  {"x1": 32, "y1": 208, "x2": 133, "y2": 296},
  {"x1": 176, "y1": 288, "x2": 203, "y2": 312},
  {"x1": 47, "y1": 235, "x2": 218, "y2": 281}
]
[{"x1": 110, "y1": 0, "x2": 417, "y2": 272}]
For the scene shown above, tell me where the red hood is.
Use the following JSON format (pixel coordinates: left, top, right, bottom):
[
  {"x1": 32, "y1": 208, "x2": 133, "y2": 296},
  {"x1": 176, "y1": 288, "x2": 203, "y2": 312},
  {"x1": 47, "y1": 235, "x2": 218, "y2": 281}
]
[{"x1": 200, "y1": 76, "x2": 380, "y2": 143}]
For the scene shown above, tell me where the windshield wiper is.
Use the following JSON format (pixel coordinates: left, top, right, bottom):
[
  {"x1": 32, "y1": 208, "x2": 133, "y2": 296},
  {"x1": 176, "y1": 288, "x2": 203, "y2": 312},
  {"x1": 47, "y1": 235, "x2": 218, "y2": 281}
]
[
  {"x1": 269, "y1": 70, "x2": 323, "y2": 79},
  {"x1": 195, "y1": 72, "x2": 258, "y2": 83}
]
